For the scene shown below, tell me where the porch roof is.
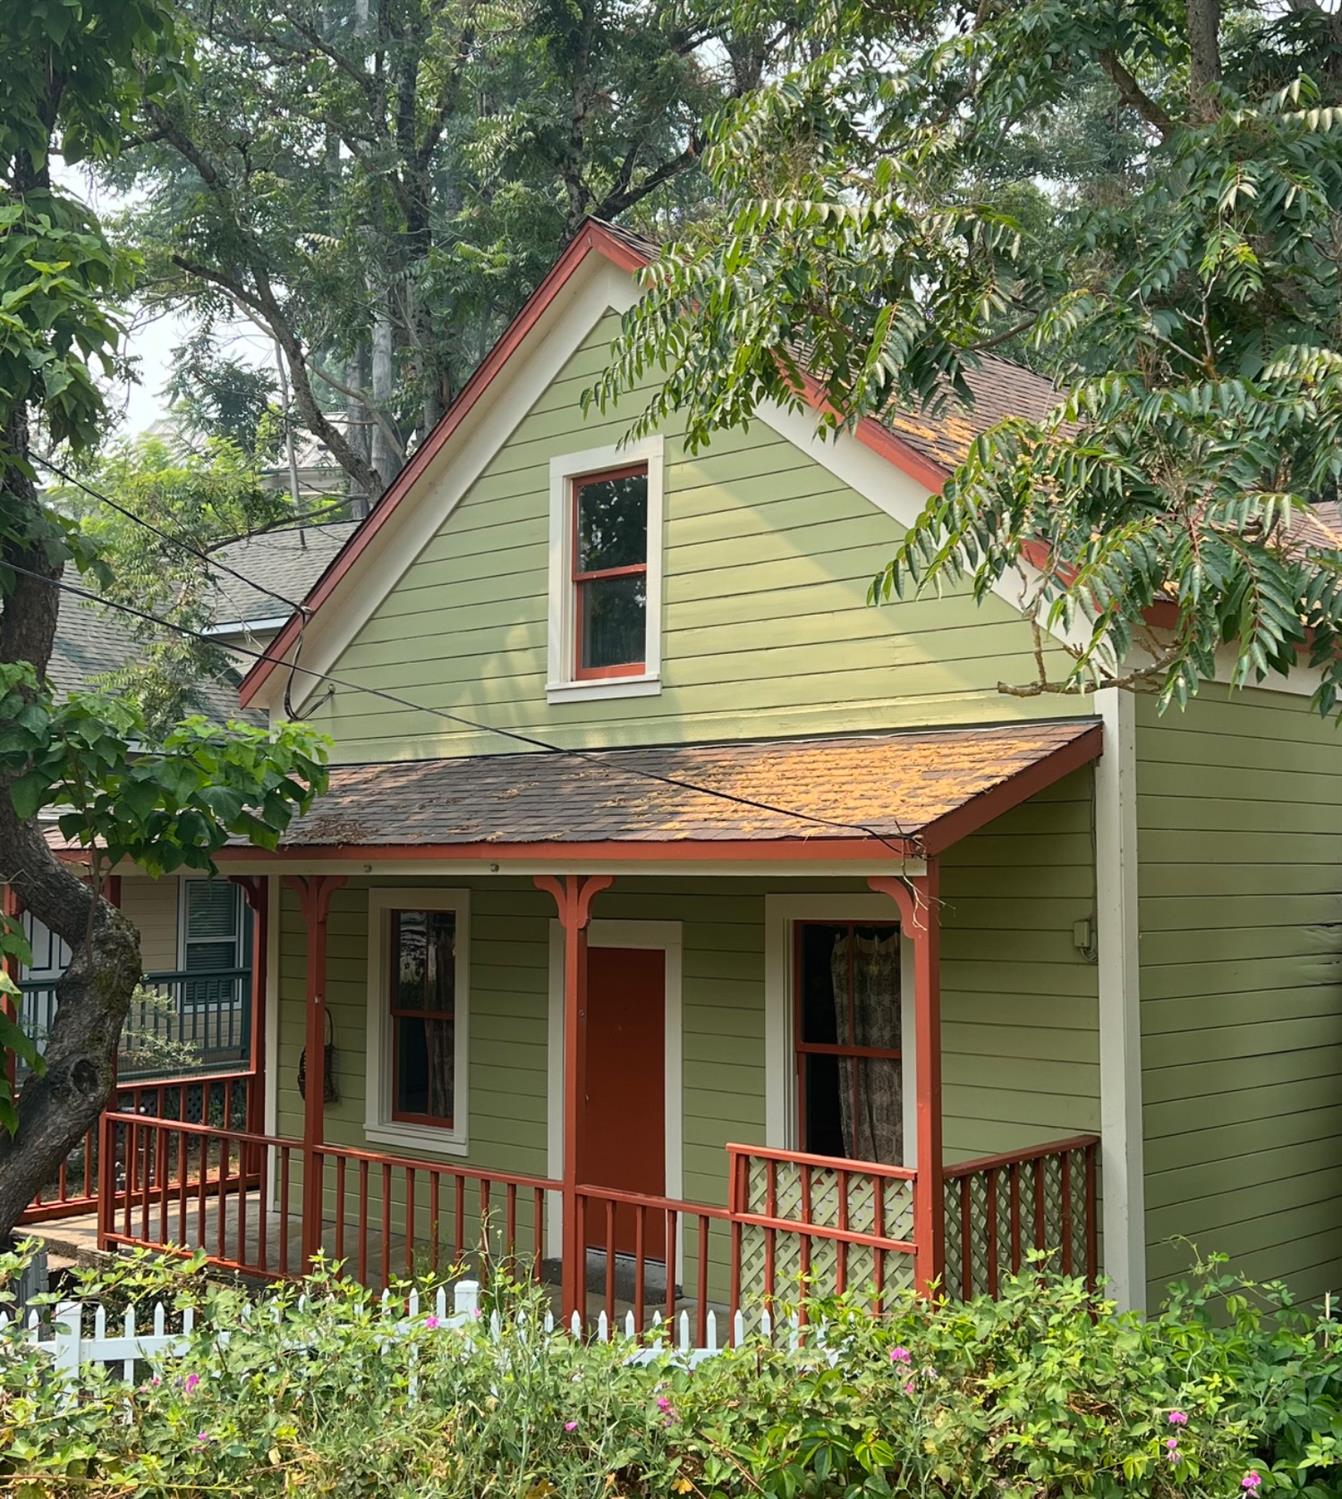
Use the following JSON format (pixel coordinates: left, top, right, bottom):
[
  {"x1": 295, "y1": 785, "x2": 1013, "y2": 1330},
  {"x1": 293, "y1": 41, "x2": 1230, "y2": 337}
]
[{"x1": 240, "y1": 719, "x2": 1101, "y2": 861}]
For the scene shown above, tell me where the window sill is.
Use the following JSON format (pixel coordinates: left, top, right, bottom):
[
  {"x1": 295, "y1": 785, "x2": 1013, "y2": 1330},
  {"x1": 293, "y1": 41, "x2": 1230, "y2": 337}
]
[
  {"x1": 364, "y1": 1121, "x2": 468, "y2": 1158},
  {"x1": 546, "y1": 674, "x2": 661, "y2": 704}
]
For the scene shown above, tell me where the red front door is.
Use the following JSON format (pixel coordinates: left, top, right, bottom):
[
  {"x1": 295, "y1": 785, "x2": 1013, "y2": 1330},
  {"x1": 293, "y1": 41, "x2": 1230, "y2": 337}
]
[{"x1": 580, "y1": 945, "x2": 665, "y2": 1256}]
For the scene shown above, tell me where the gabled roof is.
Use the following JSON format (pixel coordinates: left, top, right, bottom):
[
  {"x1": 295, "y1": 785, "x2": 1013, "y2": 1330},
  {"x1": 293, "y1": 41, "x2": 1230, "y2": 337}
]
[
  {"x1": 239, "y1": 219, "x2": 1061, "y2": 709},
  {"x1": 211, "y1": 719, "x2": 1101, "y2": 861}
]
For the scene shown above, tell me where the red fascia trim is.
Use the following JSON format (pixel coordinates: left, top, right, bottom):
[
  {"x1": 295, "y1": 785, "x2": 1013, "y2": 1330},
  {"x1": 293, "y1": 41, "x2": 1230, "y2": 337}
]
[
  {"x1": 793, "y1": 369, "x2": 951, "y2": 495},
  {"x1": 207, "y1": 835, "x2": 918, "y2": 864},
  {"x1": 239, "y1": 221, "x2": 650, "y2": 708},
  {"x1": 916, "y1": 723, "x2": 1104, "y2": 854}
]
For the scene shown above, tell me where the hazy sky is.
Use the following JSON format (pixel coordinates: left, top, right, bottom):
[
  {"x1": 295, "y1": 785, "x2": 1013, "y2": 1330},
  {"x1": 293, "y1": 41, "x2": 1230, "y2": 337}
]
[{"x1": 58, "y1": 161, "x2": 269, "y2": 438}]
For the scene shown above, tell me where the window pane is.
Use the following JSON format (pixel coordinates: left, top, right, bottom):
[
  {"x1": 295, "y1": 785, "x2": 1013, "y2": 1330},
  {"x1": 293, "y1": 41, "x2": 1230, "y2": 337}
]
[
  {"x1": 186, "y1": 880, "x2": 240, "y2": 942},
  {"x1": 803, "y1": 1055, "x2": 903, "y2": 1163},
  {"x1": 576, "y1": 471, "x2": 647, "y2": 572},
  {"x1": 579, "y1": 574, "x2": 646, "y2": 670},
  {"x1": 393, "y1": 910, "x2": 457, "y2": 1012},
  {"x1": 395, "y1": 1015, "x2": 455, "y2": 1123}
]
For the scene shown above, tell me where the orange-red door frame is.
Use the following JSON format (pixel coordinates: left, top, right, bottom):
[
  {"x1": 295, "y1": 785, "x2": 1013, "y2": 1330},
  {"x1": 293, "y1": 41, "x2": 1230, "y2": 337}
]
[
  {"x1": 230, "y1": 875, "x2": 269, "y2": 1139},
  {"x1": 285, "y1": 874, "x2": 346, "y2": 1264},
  {"x1": 868, "y1": 864, "x2": 944, "y2": 1295},
  {"x1": 533, "y1": 873, "x2": 613, "y2": 1320}
]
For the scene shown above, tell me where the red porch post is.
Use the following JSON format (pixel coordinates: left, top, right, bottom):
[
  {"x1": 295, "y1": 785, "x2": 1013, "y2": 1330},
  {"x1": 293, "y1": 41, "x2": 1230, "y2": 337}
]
[
  {"x1": 869, "y1": 864, "x2": 944, "y2": 1295},
  {"x1": 231, "y1": 875, "x2": 270, "y2": 1139},
  {"x1": 534, "y1": 874, "x2": 613, "y2": 1322},
  {"x1": 285, "y1": 875, "x2": 346, "y2": 1266}
]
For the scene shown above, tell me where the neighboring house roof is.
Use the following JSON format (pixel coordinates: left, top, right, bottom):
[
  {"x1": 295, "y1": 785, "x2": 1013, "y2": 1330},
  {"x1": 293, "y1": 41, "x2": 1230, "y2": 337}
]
[
  {"x1": 220, "y1": 720, "x2": 1101, "y2": 860},
  {"x1": 206, "y1": 522, "x2": 360, "y2": 633},
  {"x1": 46, "y1": 597, "x2": 246, "y2": 722},
  {"x1": 241, "y1": 218, "x2": 1060, "y2": 707}
]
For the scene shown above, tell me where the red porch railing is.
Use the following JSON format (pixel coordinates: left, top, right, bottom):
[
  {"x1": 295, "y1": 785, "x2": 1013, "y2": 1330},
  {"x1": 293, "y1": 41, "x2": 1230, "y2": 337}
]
[
  {"x1": 942, "y1": 1134, "x2": 1100, "y2": 1299},
  {"x1": 95, "y1": 1112, "x2": 1100, "y2": 1334},
  {"x1": 21, "y1": 1073, "x2": 254, "y2": 1225}
]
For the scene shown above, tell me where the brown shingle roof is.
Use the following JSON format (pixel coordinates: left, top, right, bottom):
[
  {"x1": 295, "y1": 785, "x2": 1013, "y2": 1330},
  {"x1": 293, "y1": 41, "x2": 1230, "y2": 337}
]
[{"x1": 264, "y1": 720, "x2": 1101, "y2": 857}]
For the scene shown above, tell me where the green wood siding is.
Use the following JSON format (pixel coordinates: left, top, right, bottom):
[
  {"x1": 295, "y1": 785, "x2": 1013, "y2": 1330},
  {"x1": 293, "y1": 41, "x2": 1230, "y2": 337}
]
[
  {"x1": 1137, "y1": 686, "x2": 1342, "y2": 1304},
  {"x1": 307, "y1": 313, "x2": 1089, "y2": 762}
]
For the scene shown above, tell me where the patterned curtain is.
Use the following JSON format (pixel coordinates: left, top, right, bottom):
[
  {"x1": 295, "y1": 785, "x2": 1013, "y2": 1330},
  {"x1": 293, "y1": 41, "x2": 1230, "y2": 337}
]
[{"x1": 830, "y1": 931, "x2": 903, "y2": 1163}]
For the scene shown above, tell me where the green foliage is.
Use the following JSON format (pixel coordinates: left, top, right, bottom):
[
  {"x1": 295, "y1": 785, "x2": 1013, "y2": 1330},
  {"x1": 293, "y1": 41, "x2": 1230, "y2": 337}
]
[
  {"x1": 1, "y1": 1253, "x2": 1339, "y2": 1496},
  {"x1": 591, "y1": 0, "x2": 1342, "y2": 717}
]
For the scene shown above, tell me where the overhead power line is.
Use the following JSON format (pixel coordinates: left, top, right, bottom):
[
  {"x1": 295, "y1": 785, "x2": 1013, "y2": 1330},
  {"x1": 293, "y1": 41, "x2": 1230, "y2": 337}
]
[{"x1": 8, "y1": 561, "x2": 910, "y2": 854}]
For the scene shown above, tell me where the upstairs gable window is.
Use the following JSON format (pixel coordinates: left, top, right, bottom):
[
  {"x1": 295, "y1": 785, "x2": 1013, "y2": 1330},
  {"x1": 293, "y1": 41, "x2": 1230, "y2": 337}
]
[
  {"x1": 573, "y1": 465, "x2": 648, "y2": 678},
  {"x1": 547, "y1": 438, "x2": 664, "y2": 702}
]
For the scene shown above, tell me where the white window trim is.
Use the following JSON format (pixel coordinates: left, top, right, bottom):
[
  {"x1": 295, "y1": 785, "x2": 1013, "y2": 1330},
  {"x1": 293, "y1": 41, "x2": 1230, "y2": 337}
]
[
  {"x1": 365, "y1": 887, "x2": 471, "y2": 1158},
  {"x1": 546, "y1": 436, "x2": 665, "y2": 703},
  {"x1": 763, "y1": 895, "x2": 917, "y2": 1170},
  {"x1": 177, "y1": 875, "x2": 245, "y2": 972},
  {"x1": 545, "y1": 918, "x2": 683, "y2": 1265}
]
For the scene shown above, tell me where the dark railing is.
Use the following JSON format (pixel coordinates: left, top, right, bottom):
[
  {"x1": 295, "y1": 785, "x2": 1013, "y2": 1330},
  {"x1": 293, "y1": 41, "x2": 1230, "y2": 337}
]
[{"x1": 17, "y1": 967, "x2": 251, "y2": 1083}]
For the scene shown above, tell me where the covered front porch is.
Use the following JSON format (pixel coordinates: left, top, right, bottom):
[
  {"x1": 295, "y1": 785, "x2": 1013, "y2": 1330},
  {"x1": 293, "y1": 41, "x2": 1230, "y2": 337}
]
[{"x1": 83, "y1": 720, "x2": 1105, "y2": 1333}]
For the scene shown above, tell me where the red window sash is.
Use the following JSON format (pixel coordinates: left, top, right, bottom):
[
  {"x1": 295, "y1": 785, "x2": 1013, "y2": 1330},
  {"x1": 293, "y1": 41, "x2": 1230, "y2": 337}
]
[
  {"x1": 571, "y1": 464, "x2": 648, "y2": 681},
  {"x1": 389, "y1": 910, "x2": 456, "y2": 1129},
  {"x1": 793, "y1": 919, "x2": 902, "y2": 1155}
]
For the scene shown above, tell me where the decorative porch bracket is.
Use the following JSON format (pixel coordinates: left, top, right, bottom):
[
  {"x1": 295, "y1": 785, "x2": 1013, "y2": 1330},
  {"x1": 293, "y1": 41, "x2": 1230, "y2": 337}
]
[
  {"x1": 533, "y1": 873, "x2": 613, "y2": 1321},
  {"x1": 284, "y1": 874, "x2": 347, "y2": 1265},
  {"x1": 230, "y1": 875, "x2": 269, "y2": 1141},
  {"x1": 868, "y1": 866, "x2": 944, "y2": 1296}
]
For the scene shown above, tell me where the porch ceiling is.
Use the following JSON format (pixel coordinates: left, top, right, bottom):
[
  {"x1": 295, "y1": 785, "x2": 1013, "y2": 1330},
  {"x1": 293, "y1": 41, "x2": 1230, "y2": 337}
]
[{"x1": 216, "y1": 719, "x2": 1102, "y2": 862}]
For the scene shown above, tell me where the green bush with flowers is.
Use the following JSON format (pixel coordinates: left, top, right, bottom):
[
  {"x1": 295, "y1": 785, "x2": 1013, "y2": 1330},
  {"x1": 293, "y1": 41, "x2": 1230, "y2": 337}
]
[{"x1": 1, "y1": 1242, "x2": 1339, "y2": 1497}]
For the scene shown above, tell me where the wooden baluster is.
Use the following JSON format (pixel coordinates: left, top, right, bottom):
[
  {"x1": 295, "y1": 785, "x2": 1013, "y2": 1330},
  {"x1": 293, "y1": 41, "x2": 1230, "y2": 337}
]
[
  {"x1": 603, "y1": 1199, "x2": 616, "y2": 1323},
  {"x1": 959, "y1": 1176, "x2": 972, "y2": 1299},
  {"x1": 125, "y1": 1121, "x2": 137, "y2": 1240},
  {"x1": 664, "y1": 1209, "x2": 677, "y2": 1326},
  {"x1": 453, "y1": 1175, "x2": 465, "y2": 1264},
  {"x1": 57, "y1": 1149, "x2": 67, "y2": 1205},
  {"x1": 216, "y1": 1132, "x2": 228, "y2": 1261},
  {"x1": 798, "y1": 1165, "x2": 812, "y2": 1320},
  {"x1": 335, "y1": 1155, "x2": 347, "y2": 1269},
  {"x1": 872, "y1": 1175, "x2": 886, "y2": 1314},
  {"x1": 576, "y1": 1193, "x2": 588, "y2": 1328},
  {"x1": 280, "y1": 1147, "x2": 291, "y2": 1277},
  {"x1": 1032, "y1": 1158, "x2": 1046, "y2": 1259},
  {"x1": 236, "y1": 1135, "x2": 248, "y2": 1268},
  {"x1": 480, "y1": 1179, "x2": 492, "y2": 1274},
  {"x1": 1084, "y1": 1143, "x2": 1098, "y2": 1292},
  {"x1": 380, "y1": 1162, "x2": 392, "y2": 1290},
  {"x1": 634, "y1": 1205, "x2": 646, "y2": 1332},
  {"x1": 764, "y1": 1159, "x2": 777, "y2": 1309},
  {"x1": 178, "y1": 1126, "x2": 189, "y2": 1245},
  {"x1": 835, "y1": 1169, "x2": 849, "y2": 1298},
  {"x1": 695, "y1": 1216, "x2": 709, "y2": 1347},
  {"x1": 257, "y1": 1144, "x2": 269, "y2": 1275},
  {"x1": 156, "y1": 1127, "x2": 169, "y2": 1244},
  {"x1": 1008, "y1": 1162, "x2": 1021, "y2": 1274},
  {"x1": 985, "y1": 1168, "x2": 999, "y2": 1299},
  {"x1": 140, "y1": 1125, "x2": 153, "y2": 1243},
  {"x1": 1059, "y1": 1152, "x2": 1073, "y2": 1275},
  {"x1": 196, "y1": 1132, "x2": 209, "y2": 1247},
  {"x1": 357, "y1": 1158, "x2": 369, "y2": 1285},
  {"x1": 405, "y1": 1168, "x2": 416, "y2": 1278},
  {"x1": 533, "y1": 1188, "x2": 545, "y2": 1283},
  {"x1": 429, "y1": 1172, "x2": 440, "y2": 1276},
  {"x1": 729, "y1": 1217, "x2": 742, "y2": 1339},
  {"x1": 506, "y1": 1183, "x2": 517, "y2": 1266}
]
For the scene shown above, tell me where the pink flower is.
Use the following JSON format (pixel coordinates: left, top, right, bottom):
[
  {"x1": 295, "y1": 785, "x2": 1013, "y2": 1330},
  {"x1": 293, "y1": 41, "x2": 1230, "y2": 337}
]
[
  {"x1": 182, "y1": 1373, "x2": 201, "y2": 1394},
  {"x1": 1241, "y1": 1475, "x2": 1261, "y2": 1493},
  {"x1": 656, "y1": 1396, "x2": 672, "y2": 1413},
  {"x1": 903, "y1": 1381, "x2": 915, "y2": 1396},
  {"x1": 889, "y1": 1346, "x2": 911, "y2": 1364},
  {"x1": 425, "y1": 1315, "x2": 439, "y2": 1329},
  {"x1": 1164, "y1": 1438, "x2": 1180, "y2": 1463},
  {"x1": 564, "y1": 1421, "x2": 578, "y2": 1432},
  {"x1": 195, "y1": 1431, "x2": 210, "y2": 1446},
  {"x1": 1168, "y1": 1409, "x2": 1188, "y2": 1426}
]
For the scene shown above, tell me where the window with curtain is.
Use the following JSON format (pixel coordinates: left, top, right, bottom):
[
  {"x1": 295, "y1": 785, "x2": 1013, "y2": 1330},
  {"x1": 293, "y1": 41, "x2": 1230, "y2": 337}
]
[
  {"x1": 389, "y1": 908, "x2": 458, "y2": 1127},
  {"x1": 794, "y1": 921, "x2": 903, "y2": 1164}
]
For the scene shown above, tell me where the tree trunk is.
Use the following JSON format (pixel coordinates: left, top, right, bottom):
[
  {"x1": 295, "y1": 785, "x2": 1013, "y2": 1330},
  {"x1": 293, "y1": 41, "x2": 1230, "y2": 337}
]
[
  {"x1": 0, "y1": 413, "x2": 142, "y2": 1239},
  {"x1": 1187, "y1": 0, "x2": 1222, "y2": 119}
]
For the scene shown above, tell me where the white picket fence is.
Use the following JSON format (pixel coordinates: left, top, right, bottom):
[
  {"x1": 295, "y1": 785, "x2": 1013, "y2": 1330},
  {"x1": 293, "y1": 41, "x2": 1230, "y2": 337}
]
[{"x1": 7, "y1": 1279, "x2": 811, "y2": 1381}]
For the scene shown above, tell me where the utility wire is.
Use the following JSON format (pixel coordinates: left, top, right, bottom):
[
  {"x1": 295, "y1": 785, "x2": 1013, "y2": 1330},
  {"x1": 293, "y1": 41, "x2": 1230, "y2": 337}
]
[
  {"x1": 7, "y1": 561, "x2": 913, "y2": 855},
  {"x1": 33, "y1": 452, "x2": 312, "y2": 619}
]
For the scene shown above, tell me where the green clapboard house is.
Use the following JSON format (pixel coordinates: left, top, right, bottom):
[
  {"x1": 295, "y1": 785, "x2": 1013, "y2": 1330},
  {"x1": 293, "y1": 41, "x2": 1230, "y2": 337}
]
[{"x1": 76, "y1": 221, "x2": 1342, "y2": 1329}]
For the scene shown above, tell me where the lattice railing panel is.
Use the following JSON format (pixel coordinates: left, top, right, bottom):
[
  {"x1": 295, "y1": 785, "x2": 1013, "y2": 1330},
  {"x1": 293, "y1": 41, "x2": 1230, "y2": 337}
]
[{"x1": 943, "y1": 1136, "x2": 1099, "y2": 1301}]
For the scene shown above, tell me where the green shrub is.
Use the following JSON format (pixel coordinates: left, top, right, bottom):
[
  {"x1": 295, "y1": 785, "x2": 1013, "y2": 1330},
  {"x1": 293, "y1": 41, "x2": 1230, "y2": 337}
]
[{"x1": 1, "y1": 1246, "x2": 1339, "y2": 1497}]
